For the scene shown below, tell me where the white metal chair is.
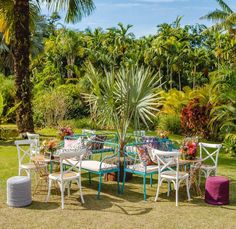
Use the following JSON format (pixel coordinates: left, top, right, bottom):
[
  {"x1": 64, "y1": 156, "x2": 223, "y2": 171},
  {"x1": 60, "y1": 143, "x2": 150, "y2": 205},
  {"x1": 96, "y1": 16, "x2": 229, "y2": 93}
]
[
  {"x1": 26, "y1": 132, "x2": 40, "y2": 155},
  {"x1": 198, "y1": 142, "x2": 222, "y2": 182},
  {"x1": 15, "y1": 140, "x2": 41, "y2": 177},
  {"x1": 153, "y1": 149, "x2": 190, "y2": 206},
  {"x1": 46, "y1": 148, "x2": 86, "y2": 209}
]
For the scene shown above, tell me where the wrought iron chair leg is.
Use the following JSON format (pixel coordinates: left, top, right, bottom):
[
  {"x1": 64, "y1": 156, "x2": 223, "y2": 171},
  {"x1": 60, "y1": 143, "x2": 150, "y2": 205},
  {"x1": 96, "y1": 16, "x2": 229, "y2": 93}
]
[
  {"x1": 150, "y1": 174, "x2": 153, "y2": 187},
  {"x1": 143, "y1": 175, "x2": 147, "y2": 201},
  {"x1": 97, "y1": 174, "x2": 102, "y2": 199},
  {"x1": 117, "y1": 169, "x2": 120, "y2": 194},
  {"x1": 88, "y1": 172, "x2": 92, "y2": 185},
  {"x1": 122, "y1": 171, "x2": 126, "y2": 193}
]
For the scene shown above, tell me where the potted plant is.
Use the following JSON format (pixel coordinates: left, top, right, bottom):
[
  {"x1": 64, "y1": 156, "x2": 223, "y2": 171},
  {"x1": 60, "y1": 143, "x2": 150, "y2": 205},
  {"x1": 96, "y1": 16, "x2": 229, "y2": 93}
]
[{"x1": 84, "y1": 64, "x2": 162, "y2": 181}]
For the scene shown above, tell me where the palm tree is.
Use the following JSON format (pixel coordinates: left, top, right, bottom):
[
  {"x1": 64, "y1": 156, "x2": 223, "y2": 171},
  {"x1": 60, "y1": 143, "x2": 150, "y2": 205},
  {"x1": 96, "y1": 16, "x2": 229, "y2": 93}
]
[
  {"x1": 84, "y1": 63, "x2": 162, "y2": 153},
  {"x1": 201, "y1": 0, "x2": 236, "y2": 34},
  {"x1": 0, "y1": 0, "x2": 95, "y2": 133}
]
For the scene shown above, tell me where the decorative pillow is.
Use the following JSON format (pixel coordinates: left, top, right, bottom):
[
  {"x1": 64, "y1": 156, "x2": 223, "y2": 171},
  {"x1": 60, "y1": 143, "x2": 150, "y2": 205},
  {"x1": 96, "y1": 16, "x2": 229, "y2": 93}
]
[
  {"x1": 87, "y1": 135, "x2": 107, "y2": 150},
  {"x1": 64, "y1": 139, "x2": 83, "y2": 149},
  {"x1": 142, "y1": 136, "x2": 159, "y2": 149},
  {"x1": 137, "y1": 146, "x2": 156, "y2": 166}
]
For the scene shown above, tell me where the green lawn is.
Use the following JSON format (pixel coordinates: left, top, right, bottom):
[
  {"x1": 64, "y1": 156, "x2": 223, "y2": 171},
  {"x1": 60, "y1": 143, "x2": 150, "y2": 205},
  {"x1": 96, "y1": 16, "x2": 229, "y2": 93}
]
[{"x1": 0, "y1": 133, "x2": 236, "y2": 229}]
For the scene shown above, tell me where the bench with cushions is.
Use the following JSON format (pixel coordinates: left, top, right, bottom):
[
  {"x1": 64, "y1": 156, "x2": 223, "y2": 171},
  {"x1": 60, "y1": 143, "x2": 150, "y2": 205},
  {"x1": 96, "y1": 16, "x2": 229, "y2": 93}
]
[{"x1": 63, "y1": 133, "x2": 120, "y2": 199}]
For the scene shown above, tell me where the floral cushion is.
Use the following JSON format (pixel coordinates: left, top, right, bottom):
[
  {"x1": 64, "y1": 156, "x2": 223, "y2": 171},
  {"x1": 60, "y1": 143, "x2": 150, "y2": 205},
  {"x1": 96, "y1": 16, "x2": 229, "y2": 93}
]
[
  {"x1": 142, "y1": 136, "x2": 159, "y2": 149},
  {"x1": 87, "y1": 135, "x2": 107, "y2": 150},
  {"x1": 137, "y1": 146, "x2": 156, "y2": 166}
]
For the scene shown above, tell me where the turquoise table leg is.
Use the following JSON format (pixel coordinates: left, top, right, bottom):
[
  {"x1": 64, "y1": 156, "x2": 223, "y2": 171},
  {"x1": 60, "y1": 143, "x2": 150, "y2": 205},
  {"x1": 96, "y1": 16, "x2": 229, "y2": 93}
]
[
  {"x1": 143, "y1": 175, "x2": 146, "y2": 201},
  {"x1": 117, "y1": 169, "x2": 120, "y2": 194},
  {"x1": 122, "y1": 171, "x2": 126, "y2": 193},
  {"x1": 97, "y1": 174, "x2": 102, "y2": 199},
  {"x1": 88, "y1": 172, "x2": 92, "y2": 184}
]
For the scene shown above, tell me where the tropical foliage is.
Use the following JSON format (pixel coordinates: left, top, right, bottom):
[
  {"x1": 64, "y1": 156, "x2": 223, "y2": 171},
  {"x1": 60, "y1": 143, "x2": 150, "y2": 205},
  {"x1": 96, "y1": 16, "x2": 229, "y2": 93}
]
[
  {"x1": 201, "y1": 0, "x2": 236, "y2": 34},
  {"x1": 0, "y1": 1, "x2": 235, "y2": 154}
]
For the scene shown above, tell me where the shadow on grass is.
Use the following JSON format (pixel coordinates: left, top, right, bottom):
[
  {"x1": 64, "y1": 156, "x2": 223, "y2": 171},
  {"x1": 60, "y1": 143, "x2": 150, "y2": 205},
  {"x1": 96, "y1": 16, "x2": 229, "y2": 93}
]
[
  {"x1": 34, "y1": 186, "x2": 153, "y2": 215},
  {"x1": 74, "y1": 194, "x2": 153, "y2": 215},
  {"x1": 27, "y1": 200, "x2": 59, "y2": 210},
  {"x1": 81, "y1": 175, "x2": 152, "y2": 202}
]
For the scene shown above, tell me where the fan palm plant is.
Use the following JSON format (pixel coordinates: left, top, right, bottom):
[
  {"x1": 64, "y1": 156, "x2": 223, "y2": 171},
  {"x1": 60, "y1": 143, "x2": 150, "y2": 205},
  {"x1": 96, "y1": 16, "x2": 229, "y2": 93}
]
[
  {"x1": 201, "y1": 0, "x2": 236, "y2": 34},
  {"x1": 0, "y1": 0, "x2": 95, "y2": 133},
  {"x1": 84, "y1": 63, "x2": 162, "y2": 153}
]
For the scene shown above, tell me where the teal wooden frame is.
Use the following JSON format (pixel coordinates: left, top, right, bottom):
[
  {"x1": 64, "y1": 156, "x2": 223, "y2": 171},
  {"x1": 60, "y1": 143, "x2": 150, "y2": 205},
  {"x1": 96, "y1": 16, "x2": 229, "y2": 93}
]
[{"x1": 121, "y1": 142, "x2": 158, "y2": 201}]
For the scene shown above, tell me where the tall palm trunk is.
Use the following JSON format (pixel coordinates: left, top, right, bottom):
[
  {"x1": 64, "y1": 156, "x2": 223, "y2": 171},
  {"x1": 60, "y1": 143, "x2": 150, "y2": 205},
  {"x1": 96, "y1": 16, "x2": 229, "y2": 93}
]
[{"x1": 13, "y1": 0, "x2": 34, "y2": 134}]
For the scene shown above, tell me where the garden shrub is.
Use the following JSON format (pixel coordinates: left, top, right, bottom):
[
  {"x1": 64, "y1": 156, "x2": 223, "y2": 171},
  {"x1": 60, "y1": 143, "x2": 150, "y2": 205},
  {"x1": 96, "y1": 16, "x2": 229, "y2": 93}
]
[
  {"x1": 181, "y1": 98, "x2": 211, "y2": 138},
  {"x1": 56, "y1": 84, "x2": 88, "y2": 119},
  {"x1": 160, "y1": 88, "x2": 189, "y2": 114},
  {"x1": 33, "y1": 90, "x2": 71, "y2": 127},
  {"x1": 223, "y1": 134, "x2": 236, "y2": 156},
  {"x1": 0, "y1": 127, "x2": 19, "y2": 140},
  {"x1": 74, "y1": 117, "x2": 100, "y2": 130},
  {"x1": 157, "y1": 114, "x2": 181, "y2": 134},
  {"x1": 58, "y1": 118, "x2": 100, "y2": 130},
  {"x1": 0, "y1": 74, "x2": 15, "y2": 121}
]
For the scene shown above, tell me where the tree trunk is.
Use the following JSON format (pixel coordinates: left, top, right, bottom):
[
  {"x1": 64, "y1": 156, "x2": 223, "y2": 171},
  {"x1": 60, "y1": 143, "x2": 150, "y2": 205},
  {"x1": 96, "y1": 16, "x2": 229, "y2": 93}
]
[
  {"x1": 13, "y1": 0, "x2": 34, "y2": 134},
  {"x1": 178, "y1": 71, "x2": 181, "y2": 90}
]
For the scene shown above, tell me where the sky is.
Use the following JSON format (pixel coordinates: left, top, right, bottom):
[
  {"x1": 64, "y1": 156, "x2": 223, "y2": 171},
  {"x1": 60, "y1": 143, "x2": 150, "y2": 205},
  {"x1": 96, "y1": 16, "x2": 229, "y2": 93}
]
[{"x1": 41, "y1": 0, "x2": 236, "y2": 37}]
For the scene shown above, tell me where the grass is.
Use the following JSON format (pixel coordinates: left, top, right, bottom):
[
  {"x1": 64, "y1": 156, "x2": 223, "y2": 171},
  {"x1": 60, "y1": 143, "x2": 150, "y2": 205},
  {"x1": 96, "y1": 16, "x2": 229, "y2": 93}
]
[{"x1": 0, "y1": 130, "x2": 236, "y2": 228}]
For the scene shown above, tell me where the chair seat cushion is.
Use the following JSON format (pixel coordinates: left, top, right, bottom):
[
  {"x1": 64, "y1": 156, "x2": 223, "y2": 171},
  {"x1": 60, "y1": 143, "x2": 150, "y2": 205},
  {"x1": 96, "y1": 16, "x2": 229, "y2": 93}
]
[
  {"x1": 49, "y1": 171, "x2": 79, "y2": 180},
  {"x1": 161, "y1": 171, "x2": 189, "y2": 179},
  {"x1": 81, "y1": 160, "x2": 117, "y2": 172},
  {"x1": 64, "y1": 159, "x2": 117, "y2": 172},
  {"x1": 127, "y1": 164, "x2": 158, "y2": 173}
]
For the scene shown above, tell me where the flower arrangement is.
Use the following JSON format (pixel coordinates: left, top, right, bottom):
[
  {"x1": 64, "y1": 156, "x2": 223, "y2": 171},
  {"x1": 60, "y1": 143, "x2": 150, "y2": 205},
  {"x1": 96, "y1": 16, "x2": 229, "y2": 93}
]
[
  {"x1": 42, "y1": 138, "x2": 59, "y2": 159},
  {"x1": 58, "y1": 126, "x2": 74, "y2": 140},
  {"x1": 157, "y1": 130, "x2": 170, "y2": 139},
  {"x1": 180, "y1": 137, "x2": 198, "y2": 160}
]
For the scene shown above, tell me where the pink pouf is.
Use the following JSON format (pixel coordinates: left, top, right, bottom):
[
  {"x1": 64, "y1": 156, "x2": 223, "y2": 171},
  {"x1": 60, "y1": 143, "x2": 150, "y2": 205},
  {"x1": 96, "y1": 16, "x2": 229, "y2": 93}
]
[{"x1": 205, "y1": 176, "x2": 230, "y2": 205}]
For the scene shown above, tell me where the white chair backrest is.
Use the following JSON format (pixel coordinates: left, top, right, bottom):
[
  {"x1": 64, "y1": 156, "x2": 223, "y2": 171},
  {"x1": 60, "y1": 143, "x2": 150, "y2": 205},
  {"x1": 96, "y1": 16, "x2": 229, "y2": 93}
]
[
  {"x1": 15, "y1": 140, "x2": 34, "y2": 167},
  {"x1": 58, "y1": 148, "x2": 87, "y2": 181},
  {"x1": 26, "y1": 132, "x2": 40, "y2": 155},
  {"x1": 199, "y1": 142, "x2": 222, "y2": 166},
  {"x1": 152, "y1": 149, "x2": 180, "y2": 177}
]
